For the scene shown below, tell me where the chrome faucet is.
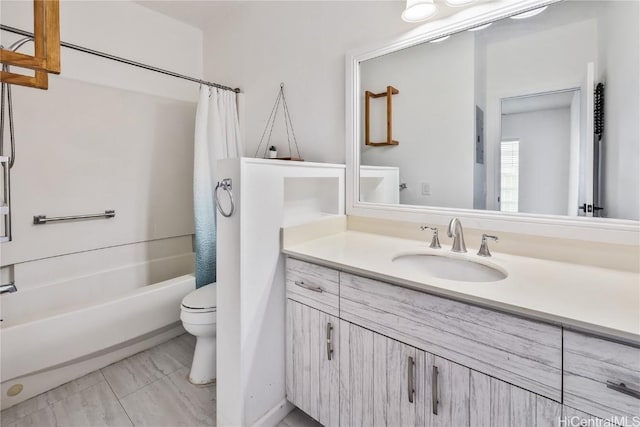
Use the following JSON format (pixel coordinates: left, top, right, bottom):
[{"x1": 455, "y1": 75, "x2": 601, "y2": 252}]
[
  {"x1": 0, "y1": 282, "x2": 17, "y2": 294},
  {"x1": 477, "y1": 234, "x2": 498, "y2": 257},
  {"x1": 447, "y1": 218, "x2": 467, "y2": 253},
  {"x1": 420, "y1": 226, "x2": 441, "y2": 249}
]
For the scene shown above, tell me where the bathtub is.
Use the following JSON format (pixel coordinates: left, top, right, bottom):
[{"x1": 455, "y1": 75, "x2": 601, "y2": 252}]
[{"x1": 0, "y1": 253, "x2": 195, "y2": 409}]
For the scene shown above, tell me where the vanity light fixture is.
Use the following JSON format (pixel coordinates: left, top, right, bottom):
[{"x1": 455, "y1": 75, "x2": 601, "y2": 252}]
[
  {"x1": 402, "y1": 0, "x2": 438, "y2": 23},
  {"x1": 468, "y1": 22, "x2": 493, "y2": 31},
  {"x1": 510, "y1": 5, "x2": 548, "y2": 19},
  {"x1": 445, "y1": 0, "x2": 475, "y2": 6},
  {"x1": 430, "y1": 35, "x2": 450, "y2": 43}
]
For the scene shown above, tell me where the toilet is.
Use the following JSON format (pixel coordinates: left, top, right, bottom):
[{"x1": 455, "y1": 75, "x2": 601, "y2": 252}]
[{"x1": 180, "y1": 283, "x2": 217, "y2": 385}]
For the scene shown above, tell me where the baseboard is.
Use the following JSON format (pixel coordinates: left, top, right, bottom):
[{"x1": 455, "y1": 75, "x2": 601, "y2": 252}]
[{"x1": 251, "y1": 398, "x2": 295, "y2": 427}]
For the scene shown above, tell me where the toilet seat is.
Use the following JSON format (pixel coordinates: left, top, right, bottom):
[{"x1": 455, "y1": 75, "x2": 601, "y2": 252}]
[{"x1": 181, "y1": 283, "x2": 216, "y2": 312}]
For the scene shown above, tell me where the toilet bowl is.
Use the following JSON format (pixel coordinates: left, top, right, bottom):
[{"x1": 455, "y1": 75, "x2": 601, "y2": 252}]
[{"x1": 180, "y1": 283, "x2": 216, "y2": 385}]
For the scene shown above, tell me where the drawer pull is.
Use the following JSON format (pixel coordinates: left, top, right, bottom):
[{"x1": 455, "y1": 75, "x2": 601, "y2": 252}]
[
  {"x1": 326, "y1": 322, "x2": 334, "y2": 360},
  {"x1": 607, "y1": 381, "x2": 640, "y2": 400},
  {"x1": 294, "y1": 280, "x2": 323, "y2": 293},
  {"x1": 432, "y1": 365, "x2": 439, "y2": 415},
  {"x1": 408, "y1": 356, "x2": 415, "y2": 403}
]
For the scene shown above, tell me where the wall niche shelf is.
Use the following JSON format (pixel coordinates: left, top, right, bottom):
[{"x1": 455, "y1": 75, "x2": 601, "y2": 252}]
[{"x1": 365, "y1": 85, "x2": 399, "y2": 147}]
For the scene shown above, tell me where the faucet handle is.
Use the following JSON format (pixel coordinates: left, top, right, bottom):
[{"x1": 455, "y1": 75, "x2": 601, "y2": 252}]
[
  {"x1": 420, "y1": 226, "x2": 441, "y2": 249},
  {"x1": 477, "y1": 234, "x2": 498, "y2": 257}
]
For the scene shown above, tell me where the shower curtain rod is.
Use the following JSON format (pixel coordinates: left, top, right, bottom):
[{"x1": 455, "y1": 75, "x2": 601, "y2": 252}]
[{"x1": 0, "y1": 25, "x2": 241, "y2": 93}]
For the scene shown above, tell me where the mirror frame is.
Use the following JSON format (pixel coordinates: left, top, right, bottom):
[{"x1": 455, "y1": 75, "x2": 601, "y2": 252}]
[{"x1": 346, "y1": 0, "x2": 639, "y2": 245}]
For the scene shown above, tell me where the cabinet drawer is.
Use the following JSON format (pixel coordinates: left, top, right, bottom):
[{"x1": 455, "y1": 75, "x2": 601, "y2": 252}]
[
  {"x1": 339, "y1": 272, "x2": 562, "y2": 401},
  {"x1": 286, "y1": 258, "x2": 339, "y2": 316},
  {"x1": 564, "y1": 330, "x2": 640, "y2": 422}
]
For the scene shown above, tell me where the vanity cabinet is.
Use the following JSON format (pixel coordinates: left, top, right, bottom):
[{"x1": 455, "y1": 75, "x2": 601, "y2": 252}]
[
  {"x1": 563, "y1": 330, "x2": 640, "y2": 422},
  {"x1": 286, "y1": 299, "x2": 340, "y2": 426},
  {"x1": 339, "y1": 321, "x2": 470, "y2": 427},
  {"x1": 469, "y1": 371, "x2": 561, "y2": 427},
  {"x1": 284, "y1": 258, "x2": 638, "y2": 427},
  {"x1": 286, "y1": 258, "x2": 340, "y2": 317},
  {"x1": 339, "y1": 272, "x2": 563, "y2": 401}
]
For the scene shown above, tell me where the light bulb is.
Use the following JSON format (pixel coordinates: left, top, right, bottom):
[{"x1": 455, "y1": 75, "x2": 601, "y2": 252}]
[{"x1": 402, "y1": 0, "x2": 438, "y2": 22}]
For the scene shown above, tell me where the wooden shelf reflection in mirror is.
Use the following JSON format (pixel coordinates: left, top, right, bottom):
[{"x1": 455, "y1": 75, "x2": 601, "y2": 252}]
[{"x1": 365, "y1": 85, "x2": 399, "y2": 147}]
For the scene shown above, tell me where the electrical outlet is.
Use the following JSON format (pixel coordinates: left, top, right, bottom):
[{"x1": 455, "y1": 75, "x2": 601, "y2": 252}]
[{"x1": 421, "y1": 183, "x2": 431, "y2": 196}]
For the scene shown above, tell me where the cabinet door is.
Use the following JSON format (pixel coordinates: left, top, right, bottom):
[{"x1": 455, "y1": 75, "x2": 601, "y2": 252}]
[
  {"x1": 470, "y1": 371, "x2": 561, "y2": 427},
  {"x1": 340, "y1": 321, "x2": 422, "y2": 426},
  {"x1": 562, "y1": 405, "x2": 606, "y2": 427},
  {"x1": 425, "y1": 354, "x2": 470, "y2": 427},
  {"x1": 286, "y1": 299, "x2": 339, "y2": 426}
]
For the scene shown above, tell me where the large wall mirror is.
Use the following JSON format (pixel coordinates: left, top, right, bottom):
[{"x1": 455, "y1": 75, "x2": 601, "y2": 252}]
[{"x1": 353, "y1": 0, "x2": 639, "y2": 227}]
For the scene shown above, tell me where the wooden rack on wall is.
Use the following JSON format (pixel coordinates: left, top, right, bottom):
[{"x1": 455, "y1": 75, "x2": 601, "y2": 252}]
[
  {"x1": 0, "y1": 0, "x2": 61, "y2": 89},
  {"x1": 365, "y1": 85, "x2": 399, "y2": 147}
]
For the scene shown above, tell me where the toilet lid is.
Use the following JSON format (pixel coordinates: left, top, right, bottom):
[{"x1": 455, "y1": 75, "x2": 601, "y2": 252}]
[{"x1": 181, "y1": 283, "x2": 217, "y2": 310}]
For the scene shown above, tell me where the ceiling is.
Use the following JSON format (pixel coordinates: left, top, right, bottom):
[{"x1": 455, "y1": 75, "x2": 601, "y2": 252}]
[{"x1": 136, "y1": 0, "x2": 495, "y2": 31}]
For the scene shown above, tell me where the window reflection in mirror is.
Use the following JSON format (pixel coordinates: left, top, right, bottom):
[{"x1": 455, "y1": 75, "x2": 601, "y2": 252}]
[{"x1": 358, "y1": 0, "x2": 639, "y2": 221}]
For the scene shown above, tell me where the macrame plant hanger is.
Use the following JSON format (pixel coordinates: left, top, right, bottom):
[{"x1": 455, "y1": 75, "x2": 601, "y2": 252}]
[{"x1": 254, "y1": 83, "x2": 303, "y2": 161}]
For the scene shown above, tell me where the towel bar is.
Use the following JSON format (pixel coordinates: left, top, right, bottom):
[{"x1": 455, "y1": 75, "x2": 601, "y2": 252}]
[{"x1": 33, "y1": 210, "x2": 115, "y2": 225}]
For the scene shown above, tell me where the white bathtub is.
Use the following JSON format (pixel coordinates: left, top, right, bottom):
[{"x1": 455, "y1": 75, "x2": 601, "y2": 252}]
[{"x1": 0, "y1": 252, "x2": 195, "y2": 409}]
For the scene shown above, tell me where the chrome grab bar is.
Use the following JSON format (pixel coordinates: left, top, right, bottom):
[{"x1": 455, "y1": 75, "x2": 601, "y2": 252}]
[
  {"x1": 215, "y1": 178, "x2": 234, "y2": 218},
  {"x1": 0, "y1": 282, "x2": 17, "y2": 294},
  {"x1": 33, "y1": 210, "x2": 115, "y2": 225}
]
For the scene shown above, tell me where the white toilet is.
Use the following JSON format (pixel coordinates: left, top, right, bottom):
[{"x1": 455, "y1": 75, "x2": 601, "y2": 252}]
[{"x1": 180, "y1": 283, "x2": 217, "y2": 385}]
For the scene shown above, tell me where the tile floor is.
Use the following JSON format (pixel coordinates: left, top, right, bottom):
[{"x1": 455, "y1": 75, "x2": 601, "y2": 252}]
[{"x1": 0, "y1": 334, "x2": 319, "y2": 427}]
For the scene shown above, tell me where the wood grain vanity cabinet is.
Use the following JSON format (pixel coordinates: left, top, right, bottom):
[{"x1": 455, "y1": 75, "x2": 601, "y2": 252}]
[
  {"x1": 284, "y1": 258, "x2": 639, "y2": 427},
  {"x1": 563, "y1": 330, "x2": 640, "y2": 423},
  {"x1": 286, "y1": 299, "x2": 340, "y2": 426},
  {"x1": 339, "y1": 272, "x2": 563, "y2": 401},
  {"x1": 286, "y1": 258, "x2": 340, "y2": 317},
  {"x1": 339, "y1": 321, "x2": 471, "y2": 427},
  {"x1": 469, "y1": 371, "x2": 561, "y2": 426}
]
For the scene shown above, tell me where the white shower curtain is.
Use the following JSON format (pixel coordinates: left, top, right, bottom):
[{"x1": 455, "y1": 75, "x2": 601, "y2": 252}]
[{"x1": 193, "y1": 86, "x2": 243, "y2": 288}]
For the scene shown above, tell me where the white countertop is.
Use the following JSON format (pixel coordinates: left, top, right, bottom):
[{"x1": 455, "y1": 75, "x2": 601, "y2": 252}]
[{"x1": 283, "y1": 230, "x2": 640, "y2": 344}]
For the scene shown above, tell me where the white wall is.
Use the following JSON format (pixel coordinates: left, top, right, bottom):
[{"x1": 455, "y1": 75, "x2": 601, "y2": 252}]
[
  {"x1": 502, "y1": 108, "x2": 571, "y2": 216},
  {"x1": 201, "y1": 1, "x2": 410, "y2": 164},
  {"x1": 0, "y1": 1, "x2": 203, "y2": 270},
  {"x1": 0, "y1": 0, "x2": 203, "y2": 101},
  {"x1": 360, "y1": 33, "x2": 476, "y2": 209},
  {"x1": 597, "y1": 1, "x2": 640, "y2": 221}
]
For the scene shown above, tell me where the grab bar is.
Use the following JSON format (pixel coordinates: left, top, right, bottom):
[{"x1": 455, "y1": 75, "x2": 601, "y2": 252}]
[
  {"x1": 33, "y1": 210, "x2": 115, "y2": 225},
  {"x1": 1, "y1": 282, "x2": 17, "y2": 294}
]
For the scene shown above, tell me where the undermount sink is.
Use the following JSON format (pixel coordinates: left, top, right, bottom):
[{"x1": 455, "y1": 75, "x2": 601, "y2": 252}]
[{"x1": 392, "y1": 253, "x2": 507, "y2": 283}]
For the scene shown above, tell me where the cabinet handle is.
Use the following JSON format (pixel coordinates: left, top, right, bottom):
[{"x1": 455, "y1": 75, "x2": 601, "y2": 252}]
[
  {"x1": 408, "y1": 356, "x2": 415, "y2": 403},
  {"x1": 326, "y1": 322, "x2": 334, "y2": 360},
  {"x1": 432, "y1": 365, "x2": 439, "y2": 415},
  {"x1": 294, "y1": 280, "x2": 323, "y2": 293},
  {"x1": 607, "y1": 381, "x2": 640, "y2": 400}
]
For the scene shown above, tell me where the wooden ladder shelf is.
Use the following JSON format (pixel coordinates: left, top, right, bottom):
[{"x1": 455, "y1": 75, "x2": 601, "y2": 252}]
[{"x1": 365, "y1": 85, "x2": 399, "y2": 147}]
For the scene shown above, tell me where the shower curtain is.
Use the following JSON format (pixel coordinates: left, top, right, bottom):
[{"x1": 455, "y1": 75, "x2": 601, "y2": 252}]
[{"x1": 194, "y1": 86, "x2": 243, "y2": 288}]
